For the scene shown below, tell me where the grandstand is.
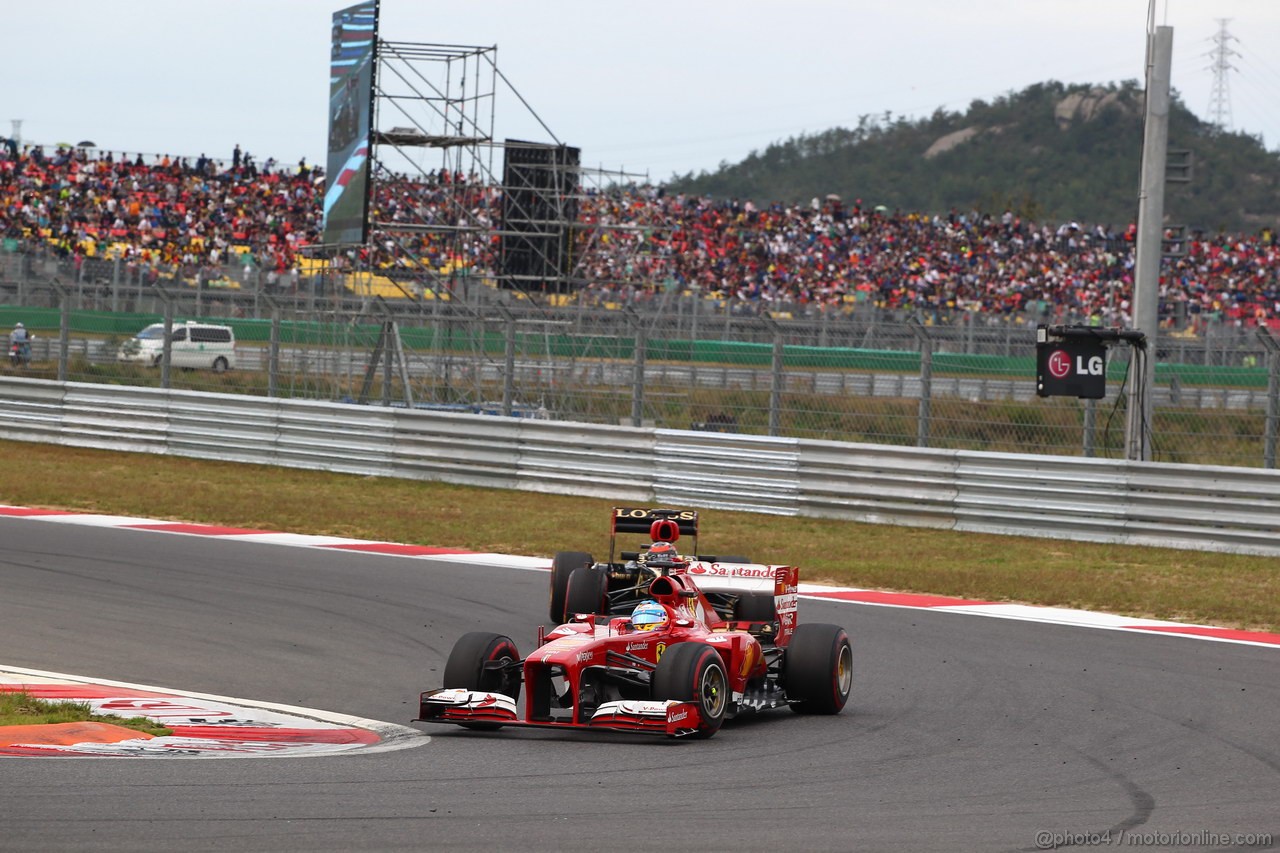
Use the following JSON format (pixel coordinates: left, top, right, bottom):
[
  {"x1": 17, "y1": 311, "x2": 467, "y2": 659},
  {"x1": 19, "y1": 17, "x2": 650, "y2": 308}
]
[{"x1": 3, "y1": 138, "x2": 1280, "y2": 335}]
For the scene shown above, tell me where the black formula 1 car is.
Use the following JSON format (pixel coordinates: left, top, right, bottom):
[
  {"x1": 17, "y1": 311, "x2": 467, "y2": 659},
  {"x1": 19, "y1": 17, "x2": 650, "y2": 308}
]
[{"x1": 548, "y1": 507, "x2": 771, "y2": 626}]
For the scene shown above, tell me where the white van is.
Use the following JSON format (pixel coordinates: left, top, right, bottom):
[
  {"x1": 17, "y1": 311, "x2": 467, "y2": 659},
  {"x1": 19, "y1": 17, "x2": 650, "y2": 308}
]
[{"x1": 118, "y1": 321, "x2": 237, "y2": 372}]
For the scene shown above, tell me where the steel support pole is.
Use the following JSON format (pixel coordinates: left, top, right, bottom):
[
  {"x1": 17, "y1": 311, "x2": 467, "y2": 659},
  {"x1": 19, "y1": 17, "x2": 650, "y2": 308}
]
[
  {"x1": 496, "y1": 304, "x2": 516, "y2": 417},
  {"x1": 1083, "y1": 398, "x2": 1096, "y2": 458},
  {"x1": 382, "y1": 321, "x2": 394, "y2": 407},
  {"x1": 908, "y1": 316, "x2": 932, "y2": 448},
  {"x1": 148, "y1": 283, "x2": 175, "y2": 389},
  {"x1": 1125, "y1": 25, "x2": 1173, "y2": 461},
  {"x1": 1267, "y1": 355, "x2": 1279, "y2": 470},
  {"x1": 766, "y1": 319, "x2": 784, "y2": 437},
  {"x1": 1258, "y1": 327, "x2": 1280, "y2": 468},
  {"x1": 50, "y1": 279, "x2": 69, "y2": 382},
  {"x1": 630, "y1": 310, "x2": 646, "y2": 428},
  {"x1": 161, "y1": 302, "x2": 174, "y2": 388},
  {"x1": 260, "y1": 292, "x2": 280, "y2": 398}
]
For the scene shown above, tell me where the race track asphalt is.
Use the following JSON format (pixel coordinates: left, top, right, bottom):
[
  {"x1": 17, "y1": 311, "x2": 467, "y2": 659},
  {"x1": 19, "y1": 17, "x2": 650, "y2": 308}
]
[{"x1": 0, "y1": 517, "x2": 1277, "y2": 853}]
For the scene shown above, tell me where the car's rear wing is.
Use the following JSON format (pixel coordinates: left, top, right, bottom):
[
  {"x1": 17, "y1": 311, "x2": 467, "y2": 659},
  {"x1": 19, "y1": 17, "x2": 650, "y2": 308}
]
[{"x1": 610, "y1": 507, "x2": 698, "y2": 563}]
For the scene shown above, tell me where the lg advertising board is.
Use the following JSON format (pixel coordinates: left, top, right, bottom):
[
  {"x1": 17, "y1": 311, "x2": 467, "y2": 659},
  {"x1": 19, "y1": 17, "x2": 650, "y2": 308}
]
[
  {"x1": 1036, "y1": 338, "x2": 1108, "y2": 399},
  {"x1": 322, "y1": 1, "x2": 379, "y2": 246}
]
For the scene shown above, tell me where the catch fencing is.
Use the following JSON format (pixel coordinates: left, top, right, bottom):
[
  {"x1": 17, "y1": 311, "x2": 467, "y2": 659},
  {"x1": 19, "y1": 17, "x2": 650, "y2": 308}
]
[
  {"x1": 2, "y1": 375, "x2": 1278, "y2": 558},
  {"x1": 3, "y1": 261, "x2": 1280, "y2": 467}
]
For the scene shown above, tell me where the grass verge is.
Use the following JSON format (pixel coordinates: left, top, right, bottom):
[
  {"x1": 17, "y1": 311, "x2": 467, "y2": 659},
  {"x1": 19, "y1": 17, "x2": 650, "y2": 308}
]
[
  {"x1": 0, "y1": 691, "x2": 173, "y2": 736},
  {"x1": 0, "y1": 439, "x2": 1276, "y2": 632}
]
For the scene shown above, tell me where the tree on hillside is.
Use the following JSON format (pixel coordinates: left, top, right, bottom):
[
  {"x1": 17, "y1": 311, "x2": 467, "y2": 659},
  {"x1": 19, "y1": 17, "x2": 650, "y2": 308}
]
[{"x1": 667, "y1": 81, "x2": 1280, "y2": 232}]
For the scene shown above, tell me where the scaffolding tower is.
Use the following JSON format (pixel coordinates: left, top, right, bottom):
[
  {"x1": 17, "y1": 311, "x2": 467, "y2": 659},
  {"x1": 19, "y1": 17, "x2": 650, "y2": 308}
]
[{"x1": 323, "y1": 39, "x2": 654, "y2": 412}]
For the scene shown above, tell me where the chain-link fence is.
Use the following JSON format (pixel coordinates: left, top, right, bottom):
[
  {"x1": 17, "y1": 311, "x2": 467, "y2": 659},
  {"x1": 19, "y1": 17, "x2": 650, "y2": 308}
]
[{"x1": 3, "y1": 247, "x2": 1278, "y2": 467}]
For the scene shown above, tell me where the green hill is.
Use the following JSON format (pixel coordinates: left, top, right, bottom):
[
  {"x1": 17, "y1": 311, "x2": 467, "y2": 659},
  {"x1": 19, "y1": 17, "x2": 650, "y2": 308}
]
[{"x1": 666, "y1": 81, "x2": 1280, "y2": 233}]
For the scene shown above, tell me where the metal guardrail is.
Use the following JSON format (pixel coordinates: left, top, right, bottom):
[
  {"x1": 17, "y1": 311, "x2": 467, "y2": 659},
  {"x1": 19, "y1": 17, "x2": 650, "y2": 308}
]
[
  {"x1": 4, "y1": 294, "x2": 1279, "y2": 466},
  {"x1": 798, "y1": 442, "x2": 959, "y2": 528},
  {"x1": 656, "y1": 430, "x2": 801, "y2": 516},
  {"x1": 2, "y1": 376, "x2": 1278, "y2": 557}
]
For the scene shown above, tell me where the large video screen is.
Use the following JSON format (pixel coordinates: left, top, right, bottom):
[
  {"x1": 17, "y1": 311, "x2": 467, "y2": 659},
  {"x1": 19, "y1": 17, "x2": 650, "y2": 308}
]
[{"x1": 323, "y1": 1, "x2": 379, "y2": 246}]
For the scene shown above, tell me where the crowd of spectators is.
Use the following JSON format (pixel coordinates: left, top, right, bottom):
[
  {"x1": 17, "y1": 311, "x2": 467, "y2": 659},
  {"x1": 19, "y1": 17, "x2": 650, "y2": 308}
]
[
  {"x1": 0, "y1": 143, "x2": 321, "y2": 288},
  {"x1": 2, "y1": 142, "x2": 1278, "y2": 331},
  {"x1": 576, "y1": 189, "x2": 1280, "y2": 330}
]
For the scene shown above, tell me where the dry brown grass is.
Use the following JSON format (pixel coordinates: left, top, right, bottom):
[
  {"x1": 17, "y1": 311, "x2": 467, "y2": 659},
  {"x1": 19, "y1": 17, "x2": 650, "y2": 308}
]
[{"x1": 1, "y1": 440, "x2": 1276, "y2": 632}]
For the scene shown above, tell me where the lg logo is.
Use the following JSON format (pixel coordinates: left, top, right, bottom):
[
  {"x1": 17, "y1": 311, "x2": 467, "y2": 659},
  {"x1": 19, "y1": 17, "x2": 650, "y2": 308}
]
[
  {"x1": 1047, "y1": 349, "x2": 1072, "y2": 379},
  {"x1": 1047, "y1": 349, "x2": 1103, "y2": 378}
]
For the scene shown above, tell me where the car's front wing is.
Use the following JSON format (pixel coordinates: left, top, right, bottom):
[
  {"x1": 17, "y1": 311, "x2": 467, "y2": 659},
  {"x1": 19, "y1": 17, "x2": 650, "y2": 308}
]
[{"x1": 417, "y1": 689, "x2": 704, "y2": 738}]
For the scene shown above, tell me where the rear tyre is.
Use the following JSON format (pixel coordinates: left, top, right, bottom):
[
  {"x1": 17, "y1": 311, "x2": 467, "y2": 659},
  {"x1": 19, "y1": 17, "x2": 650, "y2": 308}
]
[
  {"x1": 564, "y1": 566, "x2": 608, "y2": 618},
  {"x1": 784, "y1": 623, "x2": 852, "y2": 715},
  {"x1": 549, "y1": 551, "x2": 594, "y2": 623},
  {"x1": 212, "y1": 356, "x2": 229, "y2": 373},
  {"x1": 734, "y1": 592, "x2": 777, "y2": 623},
  {"x1": 652, "y1": 642, "x2": 728, "y2": 739},
  {"x1": 441, "y1": 631, "x2": 521, "y2": 730}
]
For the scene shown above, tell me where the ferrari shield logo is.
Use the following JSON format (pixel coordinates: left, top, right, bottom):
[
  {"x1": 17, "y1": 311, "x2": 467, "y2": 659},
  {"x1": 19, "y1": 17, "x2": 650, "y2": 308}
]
[{"x1": 655, "y1": 642, "x2": 666, "y2": 662}]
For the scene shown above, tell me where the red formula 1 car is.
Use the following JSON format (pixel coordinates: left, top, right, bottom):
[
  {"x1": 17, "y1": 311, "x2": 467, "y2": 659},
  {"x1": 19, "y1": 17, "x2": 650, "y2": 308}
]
[{"x1": 416, "y1": 508, "x2": 852, "y2": 739}]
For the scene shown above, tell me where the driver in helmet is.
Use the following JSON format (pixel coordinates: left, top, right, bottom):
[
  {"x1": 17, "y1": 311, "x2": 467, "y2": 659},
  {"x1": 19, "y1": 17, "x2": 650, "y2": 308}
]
[
  {"x1": 10, "y1": 322, "x2": 29, "y2": 345},
  {"x1": 629, "y1": 600, "x2": 669, "y2": 632},
  {"x1": 643, "y1": 540, "x2": 681, "y2": 567}
]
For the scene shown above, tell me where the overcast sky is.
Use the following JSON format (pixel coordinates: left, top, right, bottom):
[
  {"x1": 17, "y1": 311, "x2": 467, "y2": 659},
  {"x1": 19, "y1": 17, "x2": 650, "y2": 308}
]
[{"x1": 4, "y1": 0, "x2": 1279, "y2": 181}]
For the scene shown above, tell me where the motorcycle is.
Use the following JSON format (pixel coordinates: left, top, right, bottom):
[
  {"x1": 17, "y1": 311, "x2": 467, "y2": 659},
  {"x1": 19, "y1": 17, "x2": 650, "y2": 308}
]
[{"x1": 8, "y1": 339, "x2": 31, "y2": 367}]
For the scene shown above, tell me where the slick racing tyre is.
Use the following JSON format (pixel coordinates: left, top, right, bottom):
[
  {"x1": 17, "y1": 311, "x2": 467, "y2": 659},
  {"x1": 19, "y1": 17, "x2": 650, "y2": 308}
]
[
  {"x1": 652, "y1": 642, "x2": 728, "y2": 739},
  {"x1": 549, "y1": 551, "x2": 594, "y2": 623},
  {"x1": 564, "y1": 566, "x2": 608, "y2": 618},
  {"x1": 783, "y1": 623, "x2": 852, "y2": 715},
  {"x1": 442, "y1": 631, "x2": 522, "y2": 730},
  {"x1": 733, "y1": 592, "x2": 777, "y2": 623}
]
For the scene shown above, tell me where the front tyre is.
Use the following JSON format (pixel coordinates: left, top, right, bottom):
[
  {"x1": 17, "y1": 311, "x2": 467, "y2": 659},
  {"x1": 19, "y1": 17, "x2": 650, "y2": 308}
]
[
  {"x1": 652, "y1": 642, "x2": 728, "y2": 738},
  {"x1": 441, "y1": 631, "x2": 521, "y2": 730},
  {"x1": 563, "y1": 566, "x2": 608, "y2": 618},
  {"x1": 212, "y1": 356, "x2": 229, "y2": 373},
  {"x1": 549, "y1": 551, "x2": 593, "y2": 623},
  {"x1": 784, "y1": 623, "x2": 852, "y2": 715}
]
